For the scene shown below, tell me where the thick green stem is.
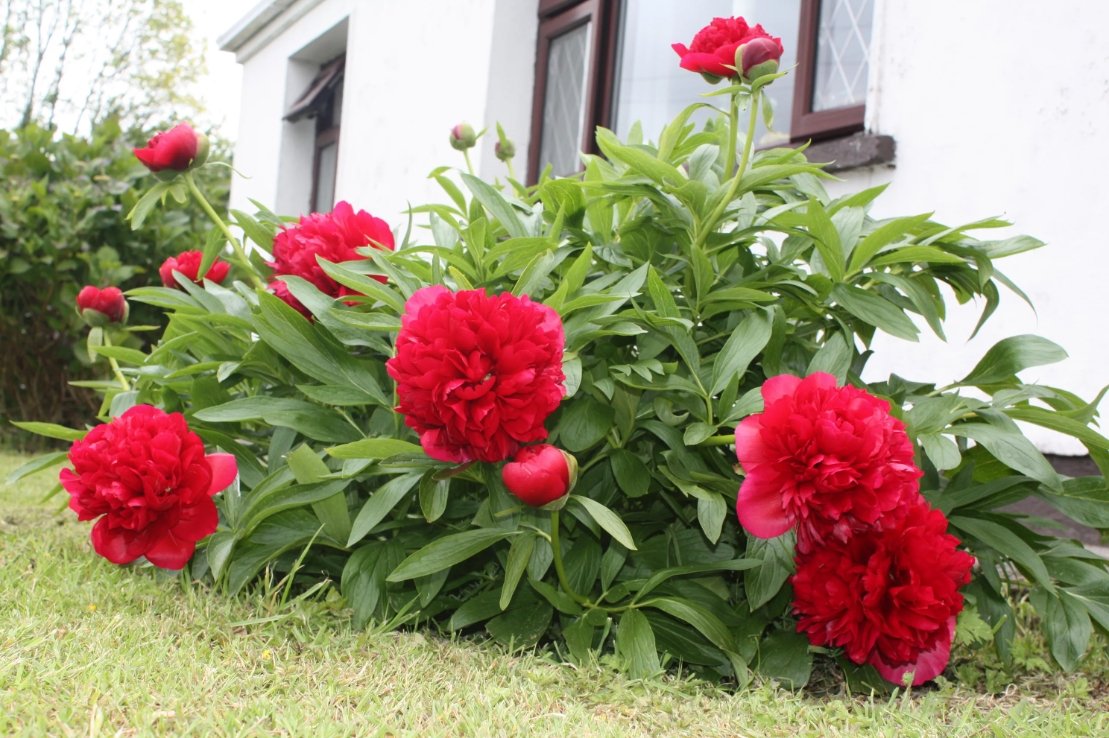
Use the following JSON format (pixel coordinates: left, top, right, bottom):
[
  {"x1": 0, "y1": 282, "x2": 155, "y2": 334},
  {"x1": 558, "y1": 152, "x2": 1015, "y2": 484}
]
[
  {"x1": 550, "y1": 509, "x2": 591, "y2": 607},
  {"x1": 463, "y1": 149, "x2": 476, "y2": 177},
  {"x1": 701, "y1": 434, "x2": 735, "y2": 447},
  {"x1": 505, "y1": 158, "x2": 517, "y2": 182},
  {"x1": 723, "y1": 87, "x2": 740, "y2": 178},
  {"x1": 101, "y1": 332, "x2": 131, "y2": 391},
  {"x1": 184, "y1": 173, "x2": 266, "y2": 289},
  {"x1": 692, "y1": 86, "x2": 761, "y2": 251}
]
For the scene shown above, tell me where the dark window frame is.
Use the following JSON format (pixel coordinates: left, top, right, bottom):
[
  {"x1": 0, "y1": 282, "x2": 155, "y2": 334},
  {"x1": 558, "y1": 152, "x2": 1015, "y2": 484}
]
[
  {"x1": 285, "y1": 55, "x2": 345, "y2": 212},
  {"x1": 527, "y1": 0, "x2": 621, "y2": 183},
  {"x1": 789, "y1": 0, "x2": 866, "y2": 141},
  {"x1": 529, "y1": 0, "x2": 870, "y2": 181}
]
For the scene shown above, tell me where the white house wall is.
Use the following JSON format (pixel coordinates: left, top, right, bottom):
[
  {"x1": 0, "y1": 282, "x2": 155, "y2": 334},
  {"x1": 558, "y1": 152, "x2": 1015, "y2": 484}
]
[{"x1": 227, "y1": 0, "x2": 1109, "y2": 453}]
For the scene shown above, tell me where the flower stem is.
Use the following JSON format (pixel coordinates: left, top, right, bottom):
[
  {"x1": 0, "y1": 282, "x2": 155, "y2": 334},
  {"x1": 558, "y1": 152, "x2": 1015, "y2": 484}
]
[
  {"x1": 505, "y1": 158, "x2": 517, "y2": 182},
  {"x1": 463, "y1": 149, "x2": 476, "y2": 177},
  {"x1": 183, "y1": 172, "x2": 266, "y2": 289},
  {"x1": 701, "y1": 434, "x2": 735, "y2": 447},
  {"x1": 723, "y1": 85, "x2": 740, "y2": 178},
  {"x1": 692, "y1": 85, "x2": 761, "y2": 251},
  {"x1": 550, "y1": 509, "x2": 591, "y2": 607},
  {"x1": 101, "y1": 332, "x2": 131, "y2": 392}
]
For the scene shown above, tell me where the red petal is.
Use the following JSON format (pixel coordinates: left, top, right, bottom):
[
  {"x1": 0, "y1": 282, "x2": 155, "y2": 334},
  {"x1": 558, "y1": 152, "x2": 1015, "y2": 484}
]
[
  {"x1": 143, "y1": 530, "x2": 196, "y2": 570},
  {"x1": 761, "y1": 374, "x2": 803, "y2": 404},
  {"x1": 870, "y1": 616, "x2": 955, "y2": 686},
  {"x1": 172, "y1": 499, "x2": 219, "y2": 542},
  {"x1": 90, "y1": 517, "x2": 149, "y2": 564},
  {"x1": 206, "y1": 453, "x2": 238, "y2": 495},
  {"x1": 736, "y1": 473, "x2": 793, "y2": 538}
]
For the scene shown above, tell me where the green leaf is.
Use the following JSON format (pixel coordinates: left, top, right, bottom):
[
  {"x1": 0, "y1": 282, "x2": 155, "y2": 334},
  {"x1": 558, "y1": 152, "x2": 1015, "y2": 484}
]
[
  {"x1": 697, "y1": 494, "x2": 727, "y2": 545},
  {"x1": 709, "y1": 311, "x2": 773, "y2": 396},
  {"x1": 805, "y1": 332, "x2": 852, "y2": 383},
  {"x1": 595, "y1": 127, "x2": 685, "y2": 186},
  {"x1": 555, "y1": 397, "x2": 615, "y2": 453},
  {"x1": 830, "y1": 284, "x2": 919, "y2": 341},
  {"x1": 756, "y1": 631, "x2": 812, "y2": 688},
  {"x1": 610, "y1": 448, "x2": 650, "y2": 497},
  {"x1": 486, "y1": 599, "x2": 553, "y2": 648},
  {"x1": 328, "y1": 438, "x2": 424, "y2": 460},
  {"x1": 950, "y1": 515, "x2": 1055, "y2": 592},
  {"x1": 5, "y1": 451, "x2": 68, "y2": 483},
  {"x1": 500, "y1": 533, "x2": 536, "y2": 610},
  {"x1": 744, "y1": 535, "x2": 794, "y2": 611},
  {"x1": 959, "y1": 335, "x2": 1068, "y2": 386},
  {"x1": 1040, "y1": 477, "x2": 1109, "y2": 527},
  {"x1": 10, "y1": 421, "x2": 86, "y2": 442},
  {"x1": 418, "y1": 471, "x2": 450, "y2": 523},
  {"x1": 1030, "y1": 589, "x2": 1092, "y2": 671},
  {"x1": 346, "y1": 474, "x2": 421, "y2": 546},
  {"x1": 460, "y1": 172, "x2": 528, "y2": 238},
  {"x1": 1003, "y1": 406, "x2": 1109, "y2": 450},
  {"x1": 617, "y1": 609, "x2": 661, "y2": 679},
  {"x1": 193, "y1": 397, "x2": 358, "y2": 443},
  {"x1": 847, "y1": 212, "x2": 932, "y2": 274},
  {"x1": 642, "y1": 597, "x2": 734, "y2": 652},
  {"x1": 386, "y1": 528, "x2": 516, "y2": 582},
  {"x1": 571, "y1": 496, "x2": 637, "y2": 550},
  {"x1": 948, "y1": 422, "x2": 1061, "y2": 491},
  {"x1": 803, "y1": 199, "x2": 845, "y2": 282}
]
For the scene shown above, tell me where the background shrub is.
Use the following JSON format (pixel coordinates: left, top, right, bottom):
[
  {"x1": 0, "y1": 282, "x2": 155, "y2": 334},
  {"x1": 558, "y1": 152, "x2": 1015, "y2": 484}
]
[{"x1": 0, "y1": 118, "x2": 228, "y2": 444}]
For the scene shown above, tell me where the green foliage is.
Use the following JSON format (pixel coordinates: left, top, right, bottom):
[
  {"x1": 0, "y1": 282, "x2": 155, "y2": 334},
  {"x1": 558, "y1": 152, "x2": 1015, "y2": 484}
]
[
  {"x1": 0, "y1": 118, "x2": 229, "y2": 440},
  {"x1": 18, "y1": 90, "x2": 1109, "y2": 689}
]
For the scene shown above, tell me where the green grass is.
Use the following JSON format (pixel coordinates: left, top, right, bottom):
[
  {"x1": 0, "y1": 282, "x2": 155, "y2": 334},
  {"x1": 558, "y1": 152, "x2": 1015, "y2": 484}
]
[{"x1": 1, "y1": 451, "x2": 1106, "y2": 737}]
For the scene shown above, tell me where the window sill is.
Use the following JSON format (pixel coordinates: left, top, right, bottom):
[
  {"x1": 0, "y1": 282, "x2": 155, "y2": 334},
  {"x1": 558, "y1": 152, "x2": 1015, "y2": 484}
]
[{"x1": 803, "y1": 133, "x2": 895, "y2": 173}]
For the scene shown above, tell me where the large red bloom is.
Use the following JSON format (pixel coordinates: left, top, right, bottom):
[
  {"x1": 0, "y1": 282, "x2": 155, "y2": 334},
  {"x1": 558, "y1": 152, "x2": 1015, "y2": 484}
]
[
  {"x1": 734, "y1": 373, "x2": 921, "y2": 549},
  {"x1": 269, "y1": 201, "x2": 395, "y2": 314},
  {"x1": 59, "y1": 405, "x2": 238, "y2": 570},
  {"x1": 791, "y1": 499, "x2": 975, "y2": 685},
  {"x1": 672, "y1": 17, "x2": 783, "y2": 79},
  {"x1": 386, "y1": 286, "x2": 566, "y2": 463},
  {"x1": 160, "y1": 250, "x2": 231, "y2": 287}
]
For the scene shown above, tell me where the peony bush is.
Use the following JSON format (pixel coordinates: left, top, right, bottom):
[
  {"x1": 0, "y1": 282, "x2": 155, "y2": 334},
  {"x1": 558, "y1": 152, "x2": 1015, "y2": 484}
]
[{"x1": 14, "y1": 16, "x2": 1109, "y2": 689}]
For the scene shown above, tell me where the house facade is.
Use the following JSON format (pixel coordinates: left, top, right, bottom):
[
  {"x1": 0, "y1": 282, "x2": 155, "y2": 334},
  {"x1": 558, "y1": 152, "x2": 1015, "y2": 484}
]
[{"x1": 220, "y1": 0, "x2": 1109, "y2": 454}]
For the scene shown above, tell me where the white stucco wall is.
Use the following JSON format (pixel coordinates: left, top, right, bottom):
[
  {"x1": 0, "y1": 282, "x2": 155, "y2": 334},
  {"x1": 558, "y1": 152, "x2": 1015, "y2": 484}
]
[
  {"x1": 834, "y1": 0, "x2": 1109, "y2": 452},
  {"x1": 225, "y1": 0, "x2": 1109, "y2": 452},
  {"x1": 227, "y1": 0, "x2": 538, "y2": 227}
]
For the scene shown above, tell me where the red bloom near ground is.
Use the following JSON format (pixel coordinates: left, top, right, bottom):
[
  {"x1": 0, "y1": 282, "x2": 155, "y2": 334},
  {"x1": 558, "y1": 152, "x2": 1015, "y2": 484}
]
[
  {"x1": 672, "y1": 16, "x2": 783, "y2": 79},
  {"x1": 387, "y1": 286, "x2": 566, "y2": 463},
  {"x1": 160, "y1": 250, "x2": 231, "y2": 287},
  {"x1": 59, "y1": 405, "x2": 238, "y2": 570},
  {"x1": 734, "y1": 373, "x2": 921, "y2": 549},
  {"x1": 791, "y1": 499, "x2": 975, "y2": 685},
  {"x1": 133, "y1": 123, "x2": 202, "y2": 172},
  {"x1": 269, "y1": 201, "x2": 395, "y2": 314}
]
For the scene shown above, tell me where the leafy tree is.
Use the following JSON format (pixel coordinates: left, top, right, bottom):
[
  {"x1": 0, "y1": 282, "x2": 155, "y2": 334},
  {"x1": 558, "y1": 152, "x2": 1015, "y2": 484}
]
[{"x1": 0, "y1": 0, "x2": 204, "y2": 133}]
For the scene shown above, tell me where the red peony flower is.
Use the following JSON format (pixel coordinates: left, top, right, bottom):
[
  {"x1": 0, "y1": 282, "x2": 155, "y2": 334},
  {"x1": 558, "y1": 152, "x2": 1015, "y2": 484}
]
[
  {"x1": 133, "y1": 123, "x2": 208, "y2": 173},
  {"x1": 59, "y1": 405, "x2": 238, "y2": 570},
  {"x1": 734, "y1": 373, "x2": 921, "y2": 549},
  {"x1": 160, "y1": 250, "x2": 231, "y2": 287},
  {"x1": 386, "y1": 286, "x2": 566, "y2": 463},
  {"x1": 76, "y1": 285, "x2": 128, "y2": 326},
  {"x1": 672, "y1": 17, "x2": 783, "y2": 80},
  {"x1": 791, "y1": 499, "x2": 975, "y2": 685},
  {"x1": 269, "y1": 201, "x2": 395, "y2": 314},
  {"x1": 502, "y1": 444, "x2": 576, "y2": 507}
]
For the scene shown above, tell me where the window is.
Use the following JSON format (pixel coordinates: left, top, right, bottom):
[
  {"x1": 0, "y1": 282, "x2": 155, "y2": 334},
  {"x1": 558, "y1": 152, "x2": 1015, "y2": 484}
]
[
  {"x1": 528, "y1": 0, "x2": 875, "y2": 181},
  {"x1": 285, "y1": 55, "x2": 345, "y2": 212}
]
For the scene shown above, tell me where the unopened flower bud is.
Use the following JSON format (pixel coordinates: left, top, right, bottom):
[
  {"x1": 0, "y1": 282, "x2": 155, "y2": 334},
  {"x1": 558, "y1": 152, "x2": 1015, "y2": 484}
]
[
  {"x1": 449, "y1": 123, "x2": 477, "y2": 151},
  {"x1": 76, "y1": 286, "x2": 128, "y2": 327},
  {"x1": 501, "y1": 444, "x2": 577, "y2": 507},
  {"x1": 133, "y1": 123, "x2": 208, "y2": 179},
  {"x1": 495, "y1": 138, "x2": 516, "y2": 161},
  {"x1": 736, "y1": 37, "x2": 782, "y2": 81}
]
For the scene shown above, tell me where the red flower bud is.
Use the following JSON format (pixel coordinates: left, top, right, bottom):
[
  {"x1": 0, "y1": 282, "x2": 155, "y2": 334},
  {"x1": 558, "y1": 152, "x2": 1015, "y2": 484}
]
[
  {"x1": 736, "y1": 36, "x2": 782, "y2": 80},
  {"x1": 501, "y1": 444, "x2": 577, "y2": 507},
  {"x1": 76, "y1": 286, "x2": 128, "y2": 326},
  {"x1": 159, "y1": 250, "x2": 231, "y2": 288},
  {"x1": 133, "y1": 123, "x2": 209, "y2": 175},
  {"x1": 449, "y1": 123, "x2": 477, "y2": 151}
]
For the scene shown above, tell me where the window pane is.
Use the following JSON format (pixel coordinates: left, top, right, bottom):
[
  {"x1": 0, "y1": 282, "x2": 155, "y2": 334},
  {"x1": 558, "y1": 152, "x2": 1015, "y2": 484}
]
[
  {"x1": 615, "y1": 1, "x2": 800, "y2": 147},
  {"x1": 539, "y1": 21, "x2": 593, "y2": 177},
  {"x1": 812, "y1": 0, "x2": 873, "y2": 111},
  {"x1": 314, "y1": 142, "x2": 338, "y2": 212}
]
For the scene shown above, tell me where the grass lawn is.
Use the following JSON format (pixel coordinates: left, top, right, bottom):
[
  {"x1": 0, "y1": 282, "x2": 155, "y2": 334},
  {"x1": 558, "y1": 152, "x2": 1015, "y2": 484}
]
[{"x1": 1, "y1": 451, "x2": 1106, "y2": 737}]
